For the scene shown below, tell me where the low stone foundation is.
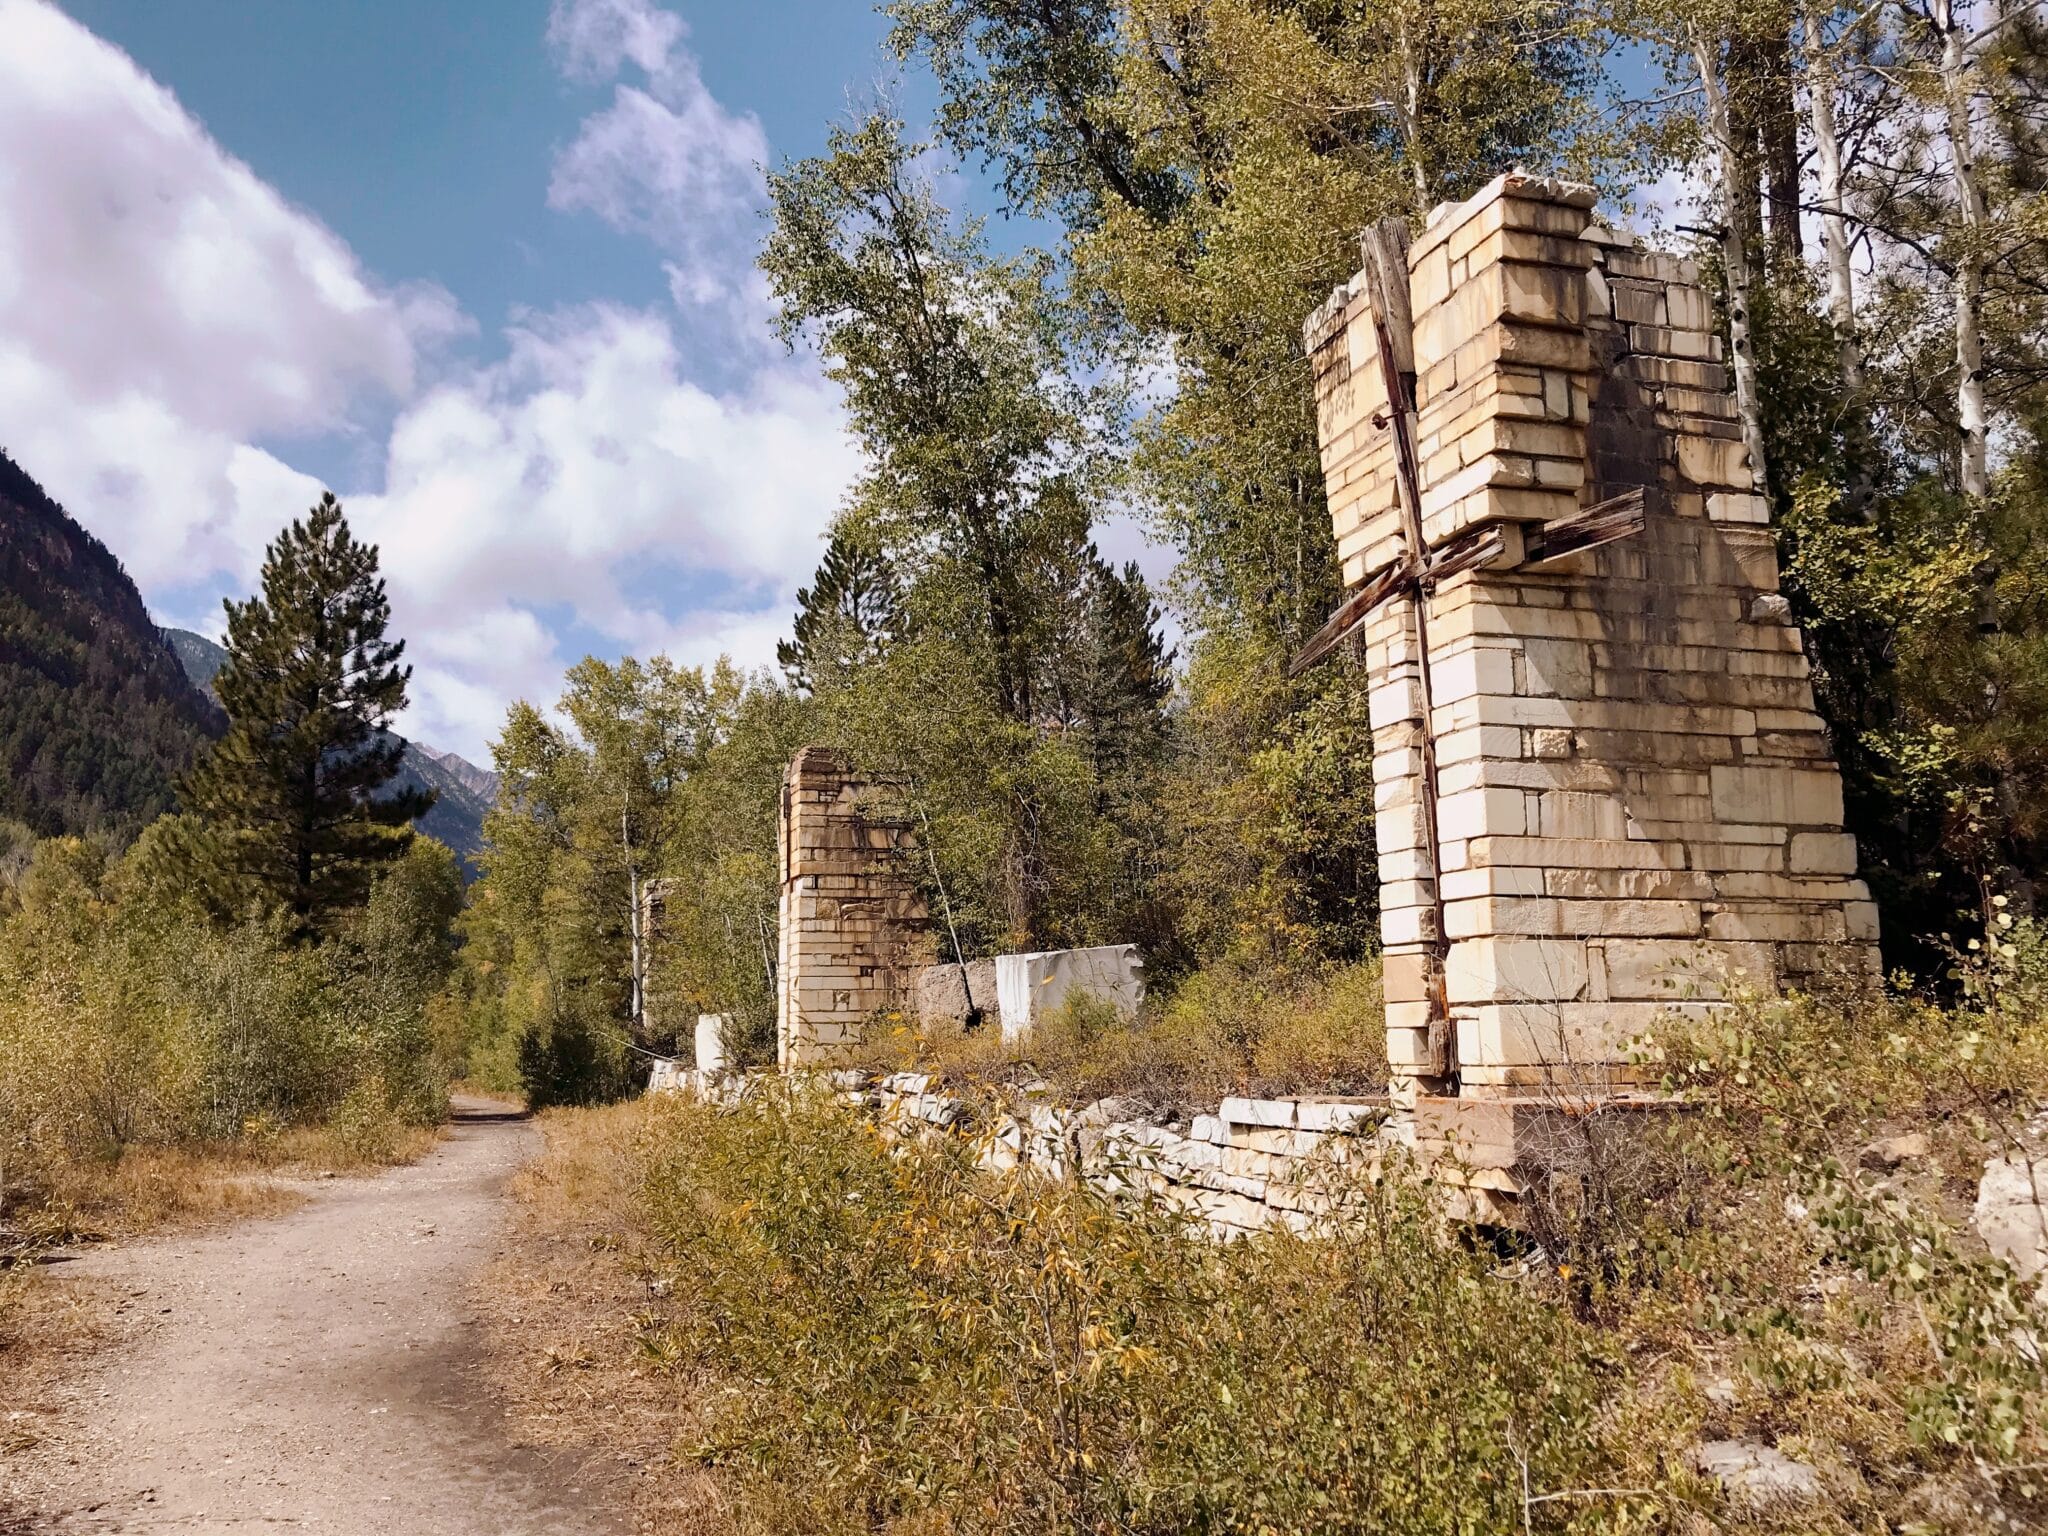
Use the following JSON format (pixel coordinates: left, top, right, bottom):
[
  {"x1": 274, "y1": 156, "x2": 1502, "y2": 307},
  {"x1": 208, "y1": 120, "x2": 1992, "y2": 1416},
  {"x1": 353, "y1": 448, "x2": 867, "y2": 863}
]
[
  {"x1": 868, "y1": 1076, "x2": 1398, "y2": 1237},
  {"x1": 653, "y1": 1067, "x2": 1396, "y2": 1238}
]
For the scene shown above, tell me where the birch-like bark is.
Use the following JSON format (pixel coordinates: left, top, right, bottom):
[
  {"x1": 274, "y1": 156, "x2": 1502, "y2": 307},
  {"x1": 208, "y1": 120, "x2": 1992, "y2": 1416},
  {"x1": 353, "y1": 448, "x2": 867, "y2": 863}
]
[
  {"x1": 623, "y1": 796, "x2": 644, "y2": 1033},
  {"x1": 1804, "y1": 8, "x2": 1863, "y2": 393},
  {"x1": 1396, "y1": 5, "x2": 1432, "y2": 212},
  {"x1": 1930, "y1": 0, "x2": 1991, "y2": 499},
  {"x1": 1805, "y1": 5, "x2": 1877, "y2": 517},
  {"x1": 1693, "y1": 28, "x2": 1772, "y2": 494}
]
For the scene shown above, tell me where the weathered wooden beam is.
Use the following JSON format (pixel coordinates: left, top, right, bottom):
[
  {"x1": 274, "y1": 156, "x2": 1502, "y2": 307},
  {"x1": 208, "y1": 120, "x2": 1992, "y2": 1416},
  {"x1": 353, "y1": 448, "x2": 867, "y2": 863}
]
[
  {"x1": 1286, "y1": 559, "x2": 1413, "y2": 677},
  {"x1": 1293, "y1": 505, "x2": 1618, "y2": 679},
  {"x1": 1524, "y1": 487, "x2": 1648, "y2": 569},
  {"x1": 1423, "y1": 524, "x2": 1507, "y2": 582},
  {"x1": 1359, "y1": 217, "x2": 1452, "y2": 1080}
]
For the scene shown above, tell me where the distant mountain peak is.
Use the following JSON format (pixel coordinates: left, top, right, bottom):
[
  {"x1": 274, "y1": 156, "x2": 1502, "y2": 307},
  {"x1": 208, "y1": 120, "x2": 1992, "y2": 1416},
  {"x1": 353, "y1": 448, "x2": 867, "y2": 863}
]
[{"x1": 419, "y1": 744, "x2": 500, "y2": 804}]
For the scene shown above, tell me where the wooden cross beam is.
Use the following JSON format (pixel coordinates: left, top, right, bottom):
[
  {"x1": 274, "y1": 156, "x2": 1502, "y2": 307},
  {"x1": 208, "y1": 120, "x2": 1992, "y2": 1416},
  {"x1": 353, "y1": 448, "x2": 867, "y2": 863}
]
[{"x1": 1287, "y1": 488, "x2": 1646, "y2": 679}]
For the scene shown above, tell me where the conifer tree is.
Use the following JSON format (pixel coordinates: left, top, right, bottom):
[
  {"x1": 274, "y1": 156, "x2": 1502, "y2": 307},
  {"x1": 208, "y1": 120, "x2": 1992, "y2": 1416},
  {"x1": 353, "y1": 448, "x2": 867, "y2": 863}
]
[
  {"x1": 179, "y1": 494, "x2": 428, "y2": 935},
  {"x1": 777, "y1": 527, "x2": 905, "y2": 693}
]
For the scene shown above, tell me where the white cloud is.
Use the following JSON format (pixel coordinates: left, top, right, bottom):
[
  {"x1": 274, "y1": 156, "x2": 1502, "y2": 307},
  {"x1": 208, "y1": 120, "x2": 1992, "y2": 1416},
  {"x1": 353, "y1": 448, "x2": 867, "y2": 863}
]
[
  {"x1": 546, "y1": 0, "x2": 686, "y2": 82},
  {"x1": 352, "y1": 304, "x2": 855, "y2": 755},
  {"x1": 545, "y1": 0, "x2": 772, "y2": 331},
  {"x1": 0, "y1": 0, "x2": 860, "y2": 762},
  {"x1": 0, "y1": 0, "x2": 460, "y2": 593}
]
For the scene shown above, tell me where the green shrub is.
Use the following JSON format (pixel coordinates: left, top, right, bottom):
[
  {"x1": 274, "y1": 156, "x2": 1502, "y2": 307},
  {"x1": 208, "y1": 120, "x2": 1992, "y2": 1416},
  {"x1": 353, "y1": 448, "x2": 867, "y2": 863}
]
[
  {"x1": 1629, "y1": 934, "x2": 2048, "y2": 1474},
  {"x1": 633, "y1": 1083, "x2": 1683, "y2": 1534},
  {"x1": 0, "y1": 826, "x2": 458, "y2": 1223}
]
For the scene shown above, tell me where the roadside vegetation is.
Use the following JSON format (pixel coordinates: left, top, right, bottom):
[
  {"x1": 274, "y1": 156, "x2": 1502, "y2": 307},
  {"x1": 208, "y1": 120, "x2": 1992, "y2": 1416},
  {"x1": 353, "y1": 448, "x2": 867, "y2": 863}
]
[
  {"x1": 853, "y1": 956, "x2": 1389, "y2": 1106},
  {"x1": 0, "y1": 499, "x2": 459, "y2": 1344},
  {"x1": 489, "y1": 927, "x2": 2048, "y2": 1534}
]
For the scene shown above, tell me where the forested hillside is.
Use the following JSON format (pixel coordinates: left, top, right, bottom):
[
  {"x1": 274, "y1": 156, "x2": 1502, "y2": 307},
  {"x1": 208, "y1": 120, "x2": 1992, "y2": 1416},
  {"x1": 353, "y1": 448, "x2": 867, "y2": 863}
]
[{"x1": 0, "y1": 451, "x2": 220, "y2": 840}]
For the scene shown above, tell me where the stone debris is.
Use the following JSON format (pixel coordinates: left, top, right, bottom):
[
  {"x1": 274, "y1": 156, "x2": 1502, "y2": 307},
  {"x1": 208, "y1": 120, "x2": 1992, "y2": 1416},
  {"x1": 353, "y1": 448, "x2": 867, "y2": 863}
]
[
  {"x1": 860, "y1": 1079, "x2": 1388, "y2": 1238},
  {"x1": 1974, "y1": 1151, "x2": 2048, "y2": 1300},
  {"x1": 694, "y1": 1013, "x2": 731, "y2": 1074},
  {"x1": 912, "y1": 958, "x2": 998, "y2": 1030},
  {"x1": 1692, "y1": 1439, "x2": 1824, "y2": 1512},
  {"x1": 646, "y1": 1056, "x2": 688, "y2": 1095},
  {"x1": 1860, "y1": 1130, "x2": 1929, "y2": 1170}
]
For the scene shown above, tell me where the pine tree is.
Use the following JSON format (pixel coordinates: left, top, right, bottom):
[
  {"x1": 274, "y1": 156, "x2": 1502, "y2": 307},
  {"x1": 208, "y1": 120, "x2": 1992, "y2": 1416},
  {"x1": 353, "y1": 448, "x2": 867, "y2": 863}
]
[
  {"x1": 179, "y1": 494, "x2": 428, "y2": 935},
  {"x1": 1064, "y1": 553, "x2": 1172, "y2": 777},
  {"x1": 777, "y1": 526, "x2": 905, "y2": 693}
]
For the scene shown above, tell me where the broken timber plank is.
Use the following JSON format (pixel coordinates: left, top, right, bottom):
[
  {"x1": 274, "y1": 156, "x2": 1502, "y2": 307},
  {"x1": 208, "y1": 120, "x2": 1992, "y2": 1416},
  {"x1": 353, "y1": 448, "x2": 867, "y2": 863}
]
[
  {"x1": 1286, "y1": 559, "x2": 1413, "y2": 677},
  {"x1": 1523, "y1": 487, "x2": 1647, "y2": 569},
  {"x1": 1424, "y1": 524, "x2": 1506, "y2": 582},
  {"x1": 1284, "y1": 526, "x2": 1504, "y2": 678}
]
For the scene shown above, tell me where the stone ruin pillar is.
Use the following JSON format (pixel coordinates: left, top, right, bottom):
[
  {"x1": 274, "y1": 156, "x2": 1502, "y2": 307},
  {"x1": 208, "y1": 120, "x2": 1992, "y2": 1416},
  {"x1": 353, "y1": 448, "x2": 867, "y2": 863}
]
[
  {"x1": 775, "y1": 747, "x2": 928, "y2": 1067},
  {"x1": 1302, "y1": 172, "x2": 1880, "y2": 1123}
]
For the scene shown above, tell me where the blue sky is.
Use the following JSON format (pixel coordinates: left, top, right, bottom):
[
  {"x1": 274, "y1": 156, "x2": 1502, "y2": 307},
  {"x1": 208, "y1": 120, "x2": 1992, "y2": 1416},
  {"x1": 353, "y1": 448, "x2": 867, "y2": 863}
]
[
  {"x1": 61, "y1": 1, "x2": 921, "y2": 415},
  {"x1": 0, "y1": 0, "x2": 985, "y2": 759}
]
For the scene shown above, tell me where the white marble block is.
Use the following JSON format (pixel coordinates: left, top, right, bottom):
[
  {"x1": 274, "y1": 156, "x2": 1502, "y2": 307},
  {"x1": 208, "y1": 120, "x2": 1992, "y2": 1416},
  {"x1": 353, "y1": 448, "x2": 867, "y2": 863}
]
[
  {"x1": 996, "y1": 945, "x2": 1146, "y2": 1044},
  {"x1": 694, "y1": 1013, "x2": 730, "y2": 1074}
]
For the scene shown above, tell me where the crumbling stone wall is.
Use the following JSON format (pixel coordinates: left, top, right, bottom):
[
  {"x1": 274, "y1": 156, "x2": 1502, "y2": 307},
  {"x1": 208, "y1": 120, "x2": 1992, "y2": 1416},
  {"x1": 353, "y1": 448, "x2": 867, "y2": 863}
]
[
  {"x1": 1304, "y1": 172, "x2": 1879, "y2": 1103},
  {"x1": 776, "y1": 747, "x2": 928, "y2": 1067}
]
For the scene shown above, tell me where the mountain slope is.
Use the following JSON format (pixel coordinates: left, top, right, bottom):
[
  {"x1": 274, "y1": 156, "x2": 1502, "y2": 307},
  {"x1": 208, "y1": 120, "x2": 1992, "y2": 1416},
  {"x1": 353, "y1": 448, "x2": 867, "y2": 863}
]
[
  {"x1": 393, "y1": 743, "x2": 497, "y2": 870},
  {"x1": 0, "y1": 451, "x2": 221, "y2": 839},
  {"x1": 164, "y1": 628, "x2": 496, "y2": 869}
]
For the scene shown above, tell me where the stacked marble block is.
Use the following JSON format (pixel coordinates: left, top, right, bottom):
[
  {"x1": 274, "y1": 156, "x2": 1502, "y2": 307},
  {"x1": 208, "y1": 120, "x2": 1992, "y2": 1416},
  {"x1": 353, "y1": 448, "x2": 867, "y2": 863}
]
[
  {"x1": 870, "y1": 1073, "x2": 1390, "y2": 1239},
  {"x1": 1304, "y1": 172, "x2": 1879, "y2": 1104},
  {"x1": 776, "y1": 746, "x2": 929, "y2": 1067}
]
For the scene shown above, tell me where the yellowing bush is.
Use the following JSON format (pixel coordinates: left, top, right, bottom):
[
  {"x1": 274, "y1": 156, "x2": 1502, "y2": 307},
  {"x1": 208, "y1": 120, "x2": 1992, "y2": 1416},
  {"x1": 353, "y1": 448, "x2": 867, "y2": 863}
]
[
  {"x1": 630, "y1": 1083, "x2": 1682, "y2": 1534},
  {"x1": 0, "y1": 831, "x2": 459, "y2": 1234},
  {"x1": 860, "y1": 955, "x2": 1388, "y2": 1107}
]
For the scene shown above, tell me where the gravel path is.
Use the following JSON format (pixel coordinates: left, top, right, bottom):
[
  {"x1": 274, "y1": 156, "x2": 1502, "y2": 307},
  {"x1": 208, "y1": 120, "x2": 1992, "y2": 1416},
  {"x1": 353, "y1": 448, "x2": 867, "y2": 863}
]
[{"x1": 2, "y1": 1098, "x2": 624, "y2": 1535}]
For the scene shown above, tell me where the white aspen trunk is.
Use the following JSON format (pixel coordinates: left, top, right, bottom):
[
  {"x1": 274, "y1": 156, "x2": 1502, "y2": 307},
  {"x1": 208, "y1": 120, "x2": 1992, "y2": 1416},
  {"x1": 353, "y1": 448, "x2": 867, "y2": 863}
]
[
  {"x1": 1693, "y1": 29, "x2": 1772, "y2": 495},
  {"x1": 1925, "y1": 1, "x2": 2027, "y2": 912},
  {"x1": 623, "y1": 798, "x2": 644, "y2": 1034},
  {"x1": 1396, "y1": 5, "x2": 1431, "y2": 211},
  {"x1": 1931, "y1": 0, "x2": 1991, "y2": 499},
  {"x1": 1804, "y1": 8, "x2": 1863, "y2": 394}
]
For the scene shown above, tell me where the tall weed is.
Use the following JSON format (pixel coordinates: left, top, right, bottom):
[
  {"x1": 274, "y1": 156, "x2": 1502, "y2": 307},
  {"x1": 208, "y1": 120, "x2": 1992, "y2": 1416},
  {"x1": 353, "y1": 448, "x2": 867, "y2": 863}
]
[{"x1": 633, "y1": 1084, "x2": 1681, "y2": 1534}]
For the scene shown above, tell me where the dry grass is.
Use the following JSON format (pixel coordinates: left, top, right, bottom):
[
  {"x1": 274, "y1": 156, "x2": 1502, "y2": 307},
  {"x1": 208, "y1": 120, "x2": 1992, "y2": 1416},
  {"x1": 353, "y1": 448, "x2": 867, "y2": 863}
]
[
  {"x1": 5, "y1": 1122, "x2": 440, "y2": 1251},
  {"x1": 855, "y1": 955, "x2": 1388, "y2": 1109},
  {"x1": 0, "y1": 1257, "x2": 125, "y2": 1475},
  {"x1": 475, "y1": 1098, "x2": 732, "y2": 1536}
]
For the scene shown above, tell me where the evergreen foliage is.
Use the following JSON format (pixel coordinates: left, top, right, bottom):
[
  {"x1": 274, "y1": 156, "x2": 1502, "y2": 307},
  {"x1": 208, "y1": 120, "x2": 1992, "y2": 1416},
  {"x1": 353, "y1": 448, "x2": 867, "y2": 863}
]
[
  {"x1": 166, "y1": 624, "x2": 497, "y2": 872},
  {"x1": 176, "y1": 494, "x2": 428, "y2": 935},
  {"x1": 776, "y1": 526, "x2": 903, "y2": 693}
]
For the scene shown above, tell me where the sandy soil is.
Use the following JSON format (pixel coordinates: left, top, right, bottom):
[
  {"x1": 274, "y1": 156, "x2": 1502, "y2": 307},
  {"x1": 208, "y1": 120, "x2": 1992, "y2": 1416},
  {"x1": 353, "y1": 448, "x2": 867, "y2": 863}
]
[{"x1": 0, "y1": 1098, "x2": 625, "y2": 1535}]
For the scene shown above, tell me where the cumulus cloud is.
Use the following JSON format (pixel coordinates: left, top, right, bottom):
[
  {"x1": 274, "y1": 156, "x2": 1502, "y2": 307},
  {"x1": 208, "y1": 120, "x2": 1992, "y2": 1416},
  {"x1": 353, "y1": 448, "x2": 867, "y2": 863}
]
[
  {"x1": 351, "y1": 305, "x2": 855, "y2": 752},
  {"x1": 545, "y1": 0, "x2": 772, "y2": 331},
  {"x1": 0, "y1": 0, "x2": 857, "y2": 760},
  {"x1": 0, "y1": 0, "x2": 460, "y2": 591}
]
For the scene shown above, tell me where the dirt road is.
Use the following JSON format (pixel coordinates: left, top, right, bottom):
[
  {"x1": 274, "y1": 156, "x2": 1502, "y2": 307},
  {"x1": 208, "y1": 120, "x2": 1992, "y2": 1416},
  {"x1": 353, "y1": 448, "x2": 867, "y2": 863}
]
[{"x1": 2, "y1": 1098, "x2": 624, "y2": 1535}]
